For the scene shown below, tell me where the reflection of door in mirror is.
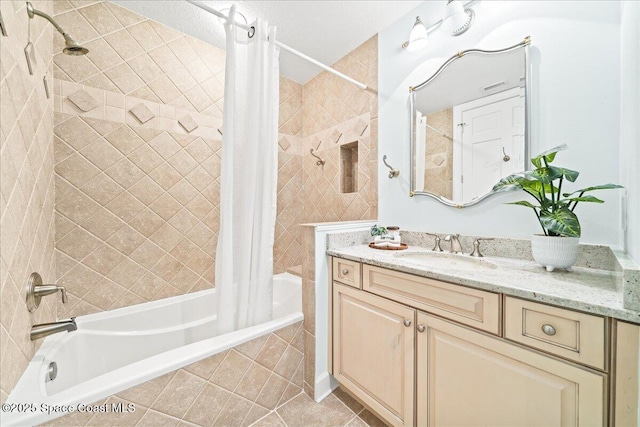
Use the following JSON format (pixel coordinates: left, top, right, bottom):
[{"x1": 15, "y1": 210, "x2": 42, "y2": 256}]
[{"x1": 452, "y1": 87, "x2": 525, "y2": 201}]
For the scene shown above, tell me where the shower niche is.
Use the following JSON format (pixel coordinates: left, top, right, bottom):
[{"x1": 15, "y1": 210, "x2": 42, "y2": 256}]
[{"x1": 340, "y1": 142, "x2": 358, "y2": 193}]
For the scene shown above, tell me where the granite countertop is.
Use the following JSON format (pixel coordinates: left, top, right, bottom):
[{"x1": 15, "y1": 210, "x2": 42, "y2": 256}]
[{"x1": 327, "y1": 244, "x2": 640, "y2": 324}]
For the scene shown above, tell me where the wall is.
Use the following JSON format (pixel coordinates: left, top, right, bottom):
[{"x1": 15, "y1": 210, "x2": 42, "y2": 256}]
[
  {"x1": 275, "y1": 77, "x2": 304, "y2": 274},
  {"x1": 51, "y1": 0, "x2": 305, "y2": 315},
  {"x1": 379, "y1": 1, "x2": 623, "y2": 245},
  {"x1": 620, "y1": 1, "x2": 640, "y2": 266},
  {"x1": 0, "y1": 0, "x2": 57, "y2": 401},
  {"x1": 301, "y1": 35, "x2": 378, "y2": 224}
]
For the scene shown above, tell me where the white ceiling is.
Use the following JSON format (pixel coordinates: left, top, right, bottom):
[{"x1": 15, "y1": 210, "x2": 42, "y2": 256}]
[{"x1": 112, "y1": 1, "x2": 424, "y2": 84}]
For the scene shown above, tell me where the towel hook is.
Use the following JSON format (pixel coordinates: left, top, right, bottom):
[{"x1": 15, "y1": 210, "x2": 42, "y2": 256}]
[
  {"x1": 310, "y1": 148, "x2": 325, "y2": 166},
  {"x1": 502, "y1": 147, "x2": 511, "y2": 162},
  {"x1": 382, "y1": 155, "x2": 399, "y2": 178}
]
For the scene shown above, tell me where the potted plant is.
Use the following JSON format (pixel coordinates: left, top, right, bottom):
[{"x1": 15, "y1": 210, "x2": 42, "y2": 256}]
[{"x1": 492, "y1": 144, "x2": 622, "y2": 271}]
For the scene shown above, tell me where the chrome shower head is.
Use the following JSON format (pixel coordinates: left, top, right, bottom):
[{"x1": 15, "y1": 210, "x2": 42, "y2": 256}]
[{"x1": 26, "y1": 2, "x2": 89, "y2": 56}]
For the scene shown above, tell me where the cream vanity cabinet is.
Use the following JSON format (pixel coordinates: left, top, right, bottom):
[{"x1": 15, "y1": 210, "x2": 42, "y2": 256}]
[{"x1": 330, "y1": 257, "x2": 621, "y2": 427}]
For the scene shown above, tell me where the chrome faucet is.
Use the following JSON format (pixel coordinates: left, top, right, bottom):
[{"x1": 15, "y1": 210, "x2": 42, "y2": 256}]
[
  {"x1": 30, "y1": 318, "x2": 76, "y2": 341},
  {"x1": 444, "y1": 234, "x2": 463, "y2": 254}
]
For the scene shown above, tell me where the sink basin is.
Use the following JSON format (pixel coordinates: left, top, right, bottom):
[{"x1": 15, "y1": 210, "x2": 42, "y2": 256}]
[{"x1": 395, "y1": 252, "x2": 498, "y2": 271}]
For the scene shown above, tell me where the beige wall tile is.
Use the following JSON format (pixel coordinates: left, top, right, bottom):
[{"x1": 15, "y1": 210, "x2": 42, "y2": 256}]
[
  {"x1": 104, "y1": 63, "x2": 145, "y2": 94},
  {"x1": 182, "y1": 383, "x2": 231, "y2": 426},
  {"x1": 127, "y1": 21, "x2": 164, "y2": 51},
  {"x1": 103, "y1": 2, "x2": 144, "y2": 27},
  {"x1": 77, "y1": 2, "x2": 122, "y2": 35},
  {"x1": 151, "y1": 370, "x2": 207, "y2": 419},
  {"x1": 104, "y1": 28, "x2": 145, "y2": 61},
  {"x1": 211, "y1": 349, "x2": 252, "y2": 392},
  {"x1": 255, "y1": 334, "x2": 289, "y2": 371}
]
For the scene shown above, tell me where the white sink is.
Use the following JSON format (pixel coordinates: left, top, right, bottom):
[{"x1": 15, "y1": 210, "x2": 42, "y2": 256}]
[{"x1": 394, "y1": 252, "x2": 498, "y2": 271}]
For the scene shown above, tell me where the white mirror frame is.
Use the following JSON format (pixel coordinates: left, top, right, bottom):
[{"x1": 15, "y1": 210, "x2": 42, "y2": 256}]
[{"x1": 409, "y1": 37, "x2": 532, "y2": 208}]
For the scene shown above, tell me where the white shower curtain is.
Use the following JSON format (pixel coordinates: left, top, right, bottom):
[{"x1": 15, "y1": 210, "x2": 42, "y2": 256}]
[{"x1": 215, "y1": 6, "x2": 279, "y2": 334}]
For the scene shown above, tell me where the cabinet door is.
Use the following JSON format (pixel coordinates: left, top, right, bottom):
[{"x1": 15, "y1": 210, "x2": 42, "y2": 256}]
[
  {"x1": 416, "y1": 312, "x2": 606, "y2": 427},
  {"x1": 333, "y1": 283, "x2": 415, "y2": 427}
]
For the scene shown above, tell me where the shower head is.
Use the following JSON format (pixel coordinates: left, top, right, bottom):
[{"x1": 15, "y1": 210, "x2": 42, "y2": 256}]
[
  {"x1": 26, "y1": 2, "x2": 89, "y2": 56},
  {"x1": 62, "y1": 34, "x2": 89, "y2": 56}
]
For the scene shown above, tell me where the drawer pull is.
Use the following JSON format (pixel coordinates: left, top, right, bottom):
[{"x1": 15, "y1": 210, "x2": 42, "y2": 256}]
[
  {"x1": 342, "y1": 269, "x2": 349, "y2": 275},
  {"x1": 403, "y1": 319, "x2": 412, "y2": 327},
  {"x1": 541, "y1": 324, "x2": 556, "y2": 336},
  {"x1": 417, "y1": 324, "x2": 425, "y2": 333}
]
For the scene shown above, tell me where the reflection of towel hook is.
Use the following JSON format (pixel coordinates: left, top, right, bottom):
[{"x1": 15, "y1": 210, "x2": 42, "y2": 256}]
[
  {"x1": 383, "y1": 155, "x2": 399, "y2": 179},
  {"x1": 502, "y1": 147, "x2": 511, "y2": 162},
  {"x1": 310, "y1": 148, "x2": 325, "y2": 166}
]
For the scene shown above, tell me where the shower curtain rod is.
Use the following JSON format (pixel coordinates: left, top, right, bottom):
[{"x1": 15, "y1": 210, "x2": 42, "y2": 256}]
[{"x1": 187, "y1": 0, "x2": 368, "y2": 90}]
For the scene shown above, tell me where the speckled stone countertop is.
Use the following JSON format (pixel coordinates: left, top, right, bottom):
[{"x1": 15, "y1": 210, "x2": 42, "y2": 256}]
[{"x1": 327, "y1": 237, "x2": 640, "y2": 324}]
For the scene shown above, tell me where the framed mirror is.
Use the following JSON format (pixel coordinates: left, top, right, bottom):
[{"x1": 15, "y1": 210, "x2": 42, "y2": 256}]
[{"x1": 410, "y1": 37, "x2": 531, "y2": 207}]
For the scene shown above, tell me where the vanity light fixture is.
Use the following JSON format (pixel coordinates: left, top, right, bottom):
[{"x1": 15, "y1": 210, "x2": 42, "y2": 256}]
[
  {"x1": 401, "y1": 1, "x2": 477, "y2": 51},
  {"x1": 441, "y1": 0, "x2": 475, "y2": 36},
  {"x1": 402, "y1": 16, "x2": 429, "y2": 52}
]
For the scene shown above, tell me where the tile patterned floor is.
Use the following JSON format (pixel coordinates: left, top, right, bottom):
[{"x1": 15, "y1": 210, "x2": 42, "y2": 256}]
[{"x1": 251, "y1": 388, "x2": 388, "y2": 427}]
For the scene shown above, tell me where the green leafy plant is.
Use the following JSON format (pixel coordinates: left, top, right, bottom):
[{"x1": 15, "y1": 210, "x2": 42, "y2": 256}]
[
  {"x1": 370, "y1": 224, "x2": 388, "y2": 237},
  {"x1": 492, "y1": 145, "x2": 622, "y2": 238}
]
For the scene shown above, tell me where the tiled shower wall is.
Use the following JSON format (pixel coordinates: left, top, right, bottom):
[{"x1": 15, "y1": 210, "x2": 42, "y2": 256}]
[
  {"x1": 424, "y1": 108, "x2": 453, "y2": 199},
  {"x1": 301, "y1": 35, "x2": 378, "y2": 223},
  {"x1": 0, "y1": 0, "x2": 57, "y2": 401},
  {"x1": 51, "y1": 0, "x2": 305, "y2": 317}
]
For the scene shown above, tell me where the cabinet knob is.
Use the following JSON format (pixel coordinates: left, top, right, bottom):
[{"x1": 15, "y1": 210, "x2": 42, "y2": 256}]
[
  {"x1": 341, "y1": 269, "x2": 349, "y2": 275},
  {"x1": 541, "y1": 324, "x2": 556, "y2": 336},
  {"x1": 417, "y1": 324, "x2": 425, "y2": 333},
  {"x1": 403, "y1": 319, "x2": 412, "y2": 327}
]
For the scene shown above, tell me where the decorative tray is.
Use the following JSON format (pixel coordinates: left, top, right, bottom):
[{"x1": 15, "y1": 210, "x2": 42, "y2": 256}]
[{"x1": 368, "y1": 242, "x2": 408, "y2": 251}]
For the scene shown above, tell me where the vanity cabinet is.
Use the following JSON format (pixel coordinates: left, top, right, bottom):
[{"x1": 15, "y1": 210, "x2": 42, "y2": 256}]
[
  {"x1": 330, "y1": 257, "x2": 619, "y2": 427},
  {"x1": 332, "y1": 283, "x2": 415, "y2": 427},
  {"x1": 416, "y1": 312, "x2": 606, "y2": 426}
]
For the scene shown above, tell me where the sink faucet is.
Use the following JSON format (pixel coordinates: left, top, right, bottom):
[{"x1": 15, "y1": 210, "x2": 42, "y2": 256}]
[
  {"x1": 30, "y1": 318, "x2": 76, "y2": 341},
  {"x1": 444, "y1": 234, "x2": 463, "y2": 254}
]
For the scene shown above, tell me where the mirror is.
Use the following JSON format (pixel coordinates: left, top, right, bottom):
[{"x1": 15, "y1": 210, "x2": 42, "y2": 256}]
[{"x1": 410, "y1": 38, "x2": 531, "y2": 207}]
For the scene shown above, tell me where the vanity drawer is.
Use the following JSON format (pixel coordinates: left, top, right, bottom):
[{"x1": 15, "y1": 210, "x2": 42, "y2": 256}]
[
  {"x1": 333, "y1": 257, "x2": 361, "y2": 289},
  {"x1": 362, "y1": 264, "x2": 500, "y2": 334},
  {"x1": 504, "y1": 296, "x2": 608, "y2": 370}
]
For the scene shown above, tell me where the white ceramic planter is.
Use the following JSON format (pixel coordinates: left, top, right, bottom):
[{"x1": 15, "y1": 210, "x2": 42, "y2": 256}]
[{"x1": 530, "y1": 234, "x2": 580, "y2": 272}]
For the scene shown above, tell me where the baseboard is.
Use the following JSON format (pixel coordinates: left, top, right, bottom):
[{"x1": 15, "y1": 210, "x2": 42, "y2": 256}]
[{"x1": 314, "y1": 372, "x2": 338, "y2": 402}]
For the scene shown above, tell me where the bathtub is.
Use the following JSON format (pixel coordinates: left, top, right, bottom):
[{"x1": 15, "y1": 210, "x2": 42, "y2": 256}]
[{"x1": 3, "y1": 273, "x2": 302, "y2": 426}]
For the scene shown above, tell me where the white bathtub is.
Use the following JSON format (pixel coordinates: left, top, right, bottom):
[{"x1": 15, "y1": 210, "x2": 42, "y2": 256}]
[{"x1": 4, "y1": 273, "x2": 302, "y2": 426}]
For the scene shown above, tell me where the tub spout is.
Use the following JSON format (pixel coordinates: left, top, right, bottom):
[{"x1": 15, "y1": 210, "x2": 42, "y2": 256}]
[{"x1": 30, "y1": 318, "x2": 76, "y2": 341}]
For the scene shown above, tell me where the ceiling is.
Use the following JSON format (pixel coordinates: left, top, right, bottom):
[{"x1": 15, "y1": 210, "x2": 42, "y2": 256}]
[{"x1": 112, "y1": 0, "x2": 424, "y2": 84}]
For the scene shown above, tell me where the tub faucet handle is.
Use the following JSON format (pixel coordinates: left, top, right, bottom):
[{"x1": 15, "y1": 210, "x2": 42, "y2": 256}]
[{"x1": 26, "y1": 273, "x2": 69, "y2": 312}]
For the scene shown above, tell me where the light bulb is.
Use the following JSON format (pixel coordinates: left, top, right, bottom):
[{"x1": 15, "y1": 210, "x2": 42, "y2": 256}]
[{"x1": 406, "y1": 16, "x2": 429, "y2": 52}]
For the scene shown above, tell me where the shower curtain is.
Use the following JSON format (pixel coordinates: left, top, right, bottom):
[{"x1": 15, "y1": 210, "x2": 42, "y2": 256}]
[{"x1": 216, "y1": 6, "x2": 279, "y2": 333}]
